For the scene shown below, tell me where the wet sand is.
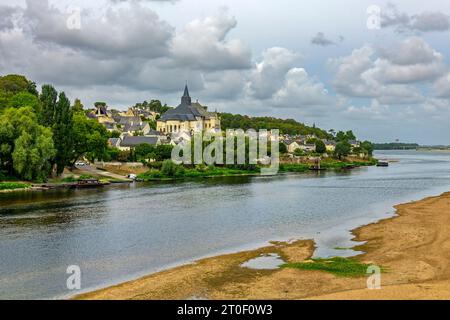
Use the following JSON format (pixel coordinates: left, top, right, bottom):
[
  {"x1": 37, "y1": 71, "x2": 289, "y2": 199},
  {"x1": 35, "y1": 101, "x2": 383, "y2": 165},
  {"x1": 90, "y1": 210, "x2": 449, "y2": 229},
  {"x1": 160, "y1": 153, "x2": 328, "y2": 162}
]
[{"x1": 76, "y1": 192, "x2": 450, "y2": 300}]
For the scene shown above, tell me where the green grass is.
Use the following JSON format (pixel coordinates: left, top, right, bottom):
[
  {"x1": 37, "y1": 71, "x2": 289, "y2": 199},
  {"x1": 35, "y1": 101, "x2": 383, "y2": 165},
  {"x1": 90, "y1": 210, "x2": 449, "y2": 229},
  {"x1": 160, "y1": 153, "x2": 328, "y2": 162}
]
[
  {"x1": 0, "y1": 182, "x2": 31, "y2": 190},
  {"x1": 138, "y1": 166, "x2": 260, "y2": 181},
  {"x1": 279, "y1": 164, "x2": 310, "y2": 173},
  {"x1": 61, "y1": 175, "x2": 77, "y2": 183},
  {"x1": 281, "y1": 257, "x2": 377, "y2": 277},
  {"x1": 333, "y1": 246, "x2": 352, "y2": 250}
]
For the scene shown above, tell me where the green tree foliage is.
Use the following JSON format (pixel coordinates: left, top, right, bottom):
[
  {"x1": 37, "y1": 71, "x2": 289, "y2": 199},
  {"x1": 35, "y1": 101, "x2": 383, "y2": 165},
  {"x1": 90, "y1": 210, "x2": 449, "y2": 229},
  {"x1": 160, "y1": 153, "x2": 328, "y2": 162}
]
[
  {"x1": 53, "y1": 92, "x2": 74, "y2": 174},
  {"x1": 12, "y1": 128, "x2": 55, "y2": 182},
  {"x1": 0, "y1": 75, "x2": 38, "y2": 112},
  {"x1": 72, "y1": 98, "x2": 84, "y2": 112},
  {"x1": 39, "y1": 85, "x2": 58, "y2": 126},
  {"x1": 109, "y1": 130, "x2": 121, "y2": 138},
  {"x1": 0, "y1": 107, "x2": 55, "y2": 181},
  {"x1": 105, "y1": 147, "x2": 120, "y2": 161},
  {"x1": 336, "y1": 130, "x2": 356, "y2": 142},
  {"x1": 0, "y1": 75, "x2": 32, "y2": 95},
  {"x1": 279, "y1": 142, "x2": 288, "y2": 154},
  {"x1": 135, "y1": 99, "x2": 172, "y2": 114},
  {"x1": 161, "y1": 160, "x2": 177, "y2": 176},
  {"x1": 153, "y1": 145, "x2": 173, "y2": 161},
  {"x1": 71, "y1": 112, "x2": 109, "y2": 165},
  {"x1": 219, "y1": 113, "x2": 332, "y2": 138},
  {"x1": 94, "y1": 102, "x2": 107, "y2": 107},
  {"x1": 7, "y1": 92, "x2": 42, "y2": 115},
  {"x1": 315, "y1": 140, "x2": 327, "y2": 154},
  {"x1": 334, "y1": 141, "x2": 351, "y2": 159},
  {"x1": 360, "y1": 141, "x2": 374, "y2": 156},
  {"x1": 372, "y1": 143, "x2": 419, "y2": 150},
  {"x1": 134, "y1": 143, "x2": 155, "y2": 160}
]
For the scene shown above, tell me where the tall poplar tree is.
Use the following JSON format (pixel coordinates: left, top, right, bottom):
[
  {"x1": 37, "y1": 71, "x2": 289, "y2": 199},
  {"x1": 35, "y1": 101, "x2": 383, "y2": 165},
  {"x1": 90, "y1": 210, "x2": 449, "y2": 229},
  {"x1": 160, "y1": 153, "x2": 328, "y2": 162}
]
[
  {"x1": 39, "y1": 85, "x2": 57, "y2": 126},
  {"x1": 53, "y1": 92, "x2": 74, "y2": 175}
]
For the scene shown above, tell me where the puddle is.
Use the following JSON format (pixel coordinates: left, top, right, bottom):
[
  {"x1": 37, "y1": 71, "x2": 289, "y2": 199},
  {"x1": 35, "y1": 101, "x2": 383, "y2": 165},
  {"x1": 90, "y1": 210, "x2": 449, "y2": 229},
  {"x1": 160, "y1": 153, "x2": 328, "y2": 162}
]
[{"x1": 241, "y1": 253, "x2": 285, "y2": 270}]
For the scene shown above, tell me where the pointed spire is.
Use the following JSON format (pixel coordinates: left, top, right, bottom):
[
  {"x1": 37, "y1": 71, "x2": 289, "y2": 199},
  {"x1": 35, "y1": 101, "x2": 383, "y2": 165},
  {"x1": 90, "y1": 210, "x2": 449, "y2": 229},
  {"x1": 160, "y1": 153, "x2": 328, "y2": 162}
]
[
  {"x1": 181, "y1": 82, "x2": 192, "y2": 105},
  {"x1": 183, "y1": 82, "x2": 190, "y2": 97}
]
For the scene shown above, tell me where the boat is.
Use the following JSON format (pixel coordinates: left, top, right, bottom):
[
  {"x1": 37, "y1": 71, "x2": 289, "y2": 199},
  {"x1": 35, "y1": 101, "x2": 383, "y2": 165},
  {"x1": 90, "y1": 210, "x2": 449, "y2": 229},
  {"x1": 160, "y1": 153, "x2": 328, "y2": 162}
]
[
  {"x1": 377, "y1": 161, "x2": 389, "y2": 167},
  {"x1": 73, "y1": 178, "x2": 104, "y2": 188}
]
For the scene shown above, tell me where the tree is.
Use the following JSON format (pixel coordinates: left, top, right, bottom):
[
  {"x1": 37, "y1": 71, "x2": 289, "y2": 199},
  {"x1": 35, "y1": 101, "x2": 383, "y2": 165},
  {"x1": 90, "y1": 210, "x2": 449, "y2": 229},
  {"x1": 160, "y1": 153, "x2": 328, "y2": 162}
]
[
  {"x1": 161, "y1": 160, "x2": 177, "y2": 176},
  {"x1": 315, "y1": 140, "x2": 326, "y2": 154},
  {"x1": 39, "y1": 85, "x2": 58, "y2": 126},
  {"x1": 12, "y1": 128, "x2": 55, "y2": 182},
  {"x1": 360, "y1": 141, "x2": 374, "y2": 156},
  {"x1": 53, "y1": 92, "x2": 74, "y2": 175},
  {"x1": 279, "y1": 142, "x2": 288, "y2": 154},
  {"x1": 0, "y1": 74, "x2": 32, "y2": 95},
  {"x1": 334, "y1": 141, "x2": 351, "y2": 159},
  {"x1": 154, "y1": 145, "x2": 174, "y2": 161},
  {"x1": 7, "y1": 92, "x2": 42, "y2": 115},
  {"x1": 72, "y1": 98, "x2": 84, "y2": 112},
  {"x1": 345, "y1": 130, "x2": 356, "y2": 141},
  {"x1": 336, "y1": 131, "x2": 347, "y2": 142},
  {"x1": 135, "y1": 143, "x2": 155, "y2": 160},
  {"x1": 71, "y1": 112, "x2": 109, "y2": 165},
  {"x1": 0, "y1": 107, "x2": 55, "y2": 181},
  {"x1": 109, "y1": 130, "x2": 121, "y2": 138}
]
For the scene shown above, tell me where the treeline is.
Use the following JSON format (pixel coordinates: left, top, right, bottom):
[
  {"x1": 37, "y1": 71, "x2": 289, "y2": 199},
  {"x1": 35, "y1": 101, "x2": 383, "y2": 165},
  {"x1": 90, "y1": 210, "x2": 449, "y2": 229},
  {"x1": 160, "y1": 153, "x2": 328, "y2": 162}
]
[
  {"x1": 0, "y1": 74, "x2": 109, "y2": 182},
  {"x1": 133, "y1": 99, "x2": 172, "y2": 115},
  {"x1": 373, "y1": 143, "x2": 419, "y2": 150},
  {"x1": 219, "y1": 113, "x2": 333, "y2": 139}
]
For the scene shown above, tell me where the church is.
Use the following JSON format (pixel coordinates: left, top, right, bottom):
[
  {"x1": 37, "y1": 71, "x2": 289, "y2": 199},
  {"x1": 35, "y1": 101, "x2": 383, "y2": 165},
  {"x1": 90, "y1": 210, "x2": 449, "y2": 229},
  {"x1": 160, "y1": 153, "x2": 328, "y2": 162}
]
[{"x1": 156, "y1": 85, "x2": 221, "y2": 134}]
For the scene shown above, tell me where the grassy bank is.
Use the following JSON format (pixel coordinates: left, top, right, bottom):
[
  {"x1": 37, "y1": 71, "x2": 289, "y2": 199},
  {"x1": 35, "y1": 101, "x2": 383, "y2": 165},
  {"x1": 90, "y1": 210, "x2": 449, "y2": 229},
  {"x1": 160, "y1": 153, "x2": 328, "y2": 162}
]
[
  {"x1": 276, "y1": 158, "x2": 376, "y2": 174},
  {"x1": 0, "y1": 182, "x2": 31, "y2": 191},
  {"x1": 137, "y1": 158, "x2": 377, "y2": 181},
  {"x1": 138, "y1": 164, "x2": 260, "y2": 181}
]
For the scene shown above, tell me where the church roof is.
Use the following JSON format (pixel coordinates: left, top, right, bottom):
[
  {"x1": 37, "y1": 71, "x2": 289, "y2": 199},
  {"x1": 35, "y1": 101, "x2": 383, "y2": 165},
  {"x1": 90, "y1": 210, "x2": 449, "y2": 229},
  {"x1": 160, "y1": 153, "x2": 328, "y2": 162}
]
[{"x1": 160, "y1": 85, "x2": 203, "y2": 121}]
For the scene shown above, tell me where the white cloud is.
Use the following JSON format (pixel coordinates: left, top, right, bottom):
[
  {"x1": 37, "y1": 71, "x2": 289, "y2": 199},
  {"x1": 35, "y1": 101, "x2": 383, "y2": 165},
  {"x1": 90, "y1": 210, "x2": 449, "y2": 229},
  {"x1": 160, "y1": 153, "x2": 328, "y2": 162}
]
[
  {"x1": 434, "y1": 73, "x2": 450, "y2": 98},
  {"x1": 248, "y1": 47, "x2": 301, "y2": 99},
  {"x1": 382, "y1": 4, "x2": 450, "y2": 33},
  {"x1": 272, "y1": 68, "x2": 330, "y2": 108},
  {"x1": 170, "y1": 8, "x2": 252, "y2": 70},
  {"x1": 330, "y1": 37, "x2": 445, "y2": 105},
  {"x1": 23, "y1": 0, "x2": 174, "y2": 59}
]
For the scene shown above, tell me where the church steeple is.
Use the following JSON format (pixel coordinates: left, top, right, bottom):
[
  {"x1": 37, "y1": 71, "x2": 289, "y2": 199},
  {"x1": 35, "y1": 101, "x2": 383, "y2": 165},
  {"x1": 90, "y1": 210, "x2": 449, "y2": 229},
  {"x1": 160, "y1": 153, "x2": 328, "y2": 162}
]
[{"x1": 181, "y1": 83, "x2": 191, "y2": 105}]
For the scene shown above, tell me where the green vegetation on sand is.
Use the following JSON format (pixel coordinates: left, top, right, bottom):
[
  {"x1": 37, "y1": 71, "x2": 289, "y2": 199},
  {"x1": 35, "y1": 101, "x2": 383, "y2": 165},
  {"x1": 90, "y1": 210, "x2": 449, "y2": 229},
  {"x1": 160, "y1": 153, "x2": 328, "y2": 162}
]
[
  {"x1": 0, "y1": 182, "x2": 31, "y2": 190},
  {"x1": 282, "y1": 257, "x2": 378, "y2": 277}
]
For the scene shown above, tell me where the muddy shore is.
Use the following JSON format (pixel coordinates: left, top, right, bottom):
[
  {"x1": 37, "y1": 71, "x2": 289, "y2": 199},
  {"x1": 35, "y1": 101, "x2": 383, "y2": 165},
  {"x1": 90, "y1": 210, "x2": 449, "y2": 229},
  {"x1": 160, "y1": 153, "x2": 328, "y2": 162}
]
[{"x1": 76, "y1": 192, "x2": 450, "y2": 300}]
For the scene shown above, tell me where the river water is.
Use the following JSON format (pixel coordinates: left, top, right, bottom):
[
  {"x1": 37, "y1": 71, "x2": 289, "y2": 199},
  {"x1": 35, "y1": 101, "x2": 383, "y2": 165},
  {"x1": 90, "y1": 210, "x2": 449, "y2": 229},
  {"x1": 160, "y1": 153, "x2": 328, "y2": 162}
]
[{"x1": 1, "y1": 150, "x2": 450, "y2": 299}]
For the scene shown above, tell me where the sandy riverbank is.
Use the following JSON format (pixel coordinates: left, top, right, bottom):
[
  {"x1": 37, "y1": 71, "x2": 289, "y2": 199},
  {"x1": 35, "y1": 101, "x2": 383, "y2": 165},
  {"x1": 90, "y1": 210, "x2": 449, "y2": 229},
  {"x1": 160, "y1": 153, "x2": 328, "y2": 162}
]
[{"x1": 75, "y1": 191, "x2": 450, "y2": 300}]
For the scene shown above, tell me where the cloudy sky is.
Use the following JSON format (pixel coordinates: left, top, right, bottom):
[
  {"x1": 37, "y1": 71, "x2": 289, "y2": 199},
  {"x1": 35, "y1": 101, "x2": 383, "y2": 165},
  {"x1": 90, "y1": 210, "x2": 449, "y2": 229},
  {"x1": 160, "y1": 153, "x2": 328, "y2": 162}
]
[{"x1": 1, "y1": 0, "x2": 450, "y2": 144}]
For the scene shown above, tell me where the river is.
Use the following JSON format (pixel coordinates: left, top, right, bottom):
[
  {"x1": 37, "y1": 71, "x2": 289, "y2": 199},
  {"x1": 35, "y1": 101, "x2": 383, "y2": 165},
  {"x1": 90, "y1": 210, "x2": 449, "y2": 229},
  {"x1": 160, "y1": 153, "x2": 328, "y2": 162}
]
[{"x1": 1, "y1": 150, "x2": 450, "y2": 299}]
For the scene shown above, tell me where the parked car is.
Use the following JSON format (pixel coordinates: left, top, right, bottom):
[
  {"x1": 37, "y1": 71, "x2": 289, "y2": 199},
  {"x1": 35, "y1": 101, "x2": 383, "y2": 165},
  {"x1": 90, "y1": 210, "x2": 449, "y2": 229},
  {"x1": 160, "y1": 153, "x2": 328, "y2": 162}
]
[{"x1": 75, "y1": 161, "x2": 87, "y2": 166}]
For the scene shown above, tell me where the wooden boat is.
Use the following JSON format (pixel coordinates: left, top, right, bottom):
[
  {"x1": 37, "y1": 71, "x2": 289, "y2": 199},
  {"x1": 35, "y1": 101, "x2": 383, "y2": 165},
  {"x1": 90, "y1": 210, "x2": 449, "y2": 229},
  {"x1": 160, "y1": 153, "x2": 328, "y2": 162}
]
[{"x1": 73, "y1": 178, "x2": 104, "y2": 188}]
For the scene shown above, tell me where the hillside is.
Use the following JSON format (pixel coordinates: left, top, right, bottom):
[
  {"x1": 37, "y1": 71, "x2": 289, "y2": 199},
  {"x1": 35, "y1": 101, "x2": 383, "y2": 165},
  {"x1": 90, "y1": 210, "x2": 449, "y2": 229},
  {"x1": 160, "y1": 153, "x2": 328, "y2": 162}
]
[{"x1": 219, "y1": 113, "x2": 332, "y2": 139}]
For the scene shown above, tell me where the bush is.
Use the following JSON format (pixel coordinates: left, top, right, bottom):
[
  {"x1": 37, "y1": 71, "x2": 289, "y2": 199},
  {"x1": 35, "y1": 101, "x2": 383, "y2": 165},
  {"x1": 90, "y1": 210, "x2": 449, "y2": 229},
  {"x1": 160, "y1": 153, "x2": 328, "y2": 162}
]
[
  {"x1": 161, "y1": 160, "x2": 177, "y2": 177},
  {"x1": 78, "y1": 174, "x2": 94, "y2": 180},
  {"x1": 61, "y1": 175, "x2": 77, "y2": 183}
]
